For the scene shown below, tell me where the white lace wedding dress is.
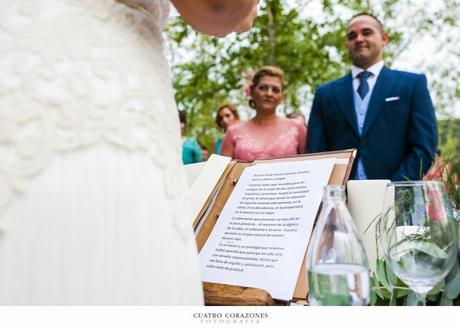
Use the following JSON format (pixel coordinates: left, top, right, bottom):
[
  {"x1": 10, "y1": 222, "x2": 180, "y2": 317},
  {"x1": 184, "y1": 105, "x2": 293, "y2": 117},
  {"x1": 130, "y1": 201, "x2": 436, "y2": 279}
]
[{"x1": 0, "y1": 0, "x2": 203, "y2": 305}]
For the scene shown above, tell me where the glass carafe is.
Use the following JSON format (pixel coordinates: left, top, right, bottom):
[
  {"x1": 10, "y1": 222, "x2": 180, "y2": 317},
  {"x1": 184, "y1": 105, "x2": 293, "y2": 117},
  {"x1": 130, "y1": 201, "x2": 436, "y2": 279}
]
[{"x1": 307, "y1": 185, "x2": 370, "y2": 305}]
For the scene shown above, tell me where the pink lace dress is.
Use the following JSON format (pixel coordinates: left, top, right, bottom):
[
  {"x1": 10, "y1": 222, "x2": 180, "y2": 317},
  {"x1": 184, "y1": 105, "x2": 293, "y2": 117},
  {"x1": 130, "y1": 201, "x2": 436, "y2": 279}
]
[{"x1": 221, "y1": 117, "x2": 307, "y2": 161}]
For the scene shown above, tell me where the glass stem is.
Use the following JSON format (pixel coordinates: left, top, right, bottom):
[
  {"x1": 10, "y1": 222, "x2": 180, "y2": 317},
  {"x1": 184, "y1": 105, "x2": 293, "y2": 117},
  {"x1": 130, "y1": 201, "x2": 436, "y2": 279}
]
[{"x1": 416, "y1": 293, "x2": 427, "y2": 306}]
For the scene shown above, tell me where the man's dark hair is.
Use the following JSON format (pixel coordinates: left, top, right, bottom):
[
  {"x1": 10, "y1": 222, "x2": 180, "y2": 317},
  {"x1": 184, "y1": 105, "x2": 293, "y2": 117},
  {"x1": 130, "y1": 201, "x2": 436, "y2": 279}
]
[{"x1": 348, "y1": 12, "x2": 384, "y2": 32}]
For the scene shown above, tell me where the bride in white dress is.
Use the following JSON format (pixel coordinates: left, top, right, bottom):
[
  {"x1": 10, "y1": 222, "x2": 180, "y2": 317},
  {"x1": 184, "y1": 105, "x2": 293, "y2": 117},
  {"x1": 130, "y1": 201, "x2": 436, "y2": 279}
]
[{"x1": 0, "y1": 0, "x2": 257, "y2": 305}]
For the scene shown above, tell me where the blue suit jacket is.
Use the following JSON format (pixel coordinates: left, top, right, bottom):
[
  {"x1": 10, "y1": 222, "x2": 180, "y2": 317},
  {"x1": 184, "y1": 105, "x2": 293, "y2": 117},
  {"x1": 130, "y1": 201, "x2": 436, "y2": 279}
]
[{"x1": 307, "y1": 66, "x2": 437, "y2": 181}]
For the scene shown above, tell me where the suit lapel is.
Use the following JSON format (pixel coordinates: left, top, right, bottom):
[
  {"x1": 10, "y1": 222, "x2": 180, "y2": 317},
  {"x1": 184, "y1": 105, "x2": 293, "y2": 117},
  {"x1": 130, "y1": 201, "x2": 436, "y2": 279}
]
[
  {"x1": 362, "y1": 66, "x2": 396, "y2": 137},
  {"x1": 333, "y1": 73, "x2": 360, "y2": 137}
]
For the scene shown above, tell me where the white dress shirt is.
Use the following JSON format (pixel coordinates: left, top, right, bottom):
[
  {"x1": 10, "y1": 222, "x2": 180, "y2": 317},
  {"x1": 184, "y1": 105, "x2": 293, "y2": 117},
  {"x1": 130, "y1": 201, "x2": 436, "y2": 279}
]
[
  {"x1": 351, "y1": 60, "x2": 384, "y2": 180},
  {"x1": 351, "y1": 60, "x2": 384, "y2": 94}
]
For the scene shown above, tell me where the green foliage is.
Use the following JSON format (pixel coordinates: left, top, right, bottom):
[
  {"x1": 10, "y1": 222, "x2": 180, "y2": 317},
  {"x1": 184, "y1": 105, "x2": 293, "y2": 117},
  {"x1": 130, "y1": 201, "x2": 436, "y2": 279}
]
[
  {"x1": 166, "y1": 0, "x2": 350, "y2": 149},
  {"x1": 165, "y1": 0, "x2": 460, "y2": 151},
  {"x1": 371, "y1": 253, "x2": 460, "y2": 306},
  {"x1": 435, "y1": 119, "x2": 460, "y2": 217},
  {"x1": 438, "y1": 119, "x2": 460, "y2": 163}
]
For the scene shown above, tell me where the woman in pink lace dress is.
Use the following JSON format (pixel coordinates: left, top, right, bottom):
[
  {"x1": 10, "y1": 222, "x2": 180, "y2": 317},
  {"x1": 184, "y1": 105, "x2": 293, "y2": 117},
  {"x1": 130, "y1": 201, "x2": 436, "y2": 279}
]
[{"x1": 221, "y1": 66, "x2": 307, "y2": 161}]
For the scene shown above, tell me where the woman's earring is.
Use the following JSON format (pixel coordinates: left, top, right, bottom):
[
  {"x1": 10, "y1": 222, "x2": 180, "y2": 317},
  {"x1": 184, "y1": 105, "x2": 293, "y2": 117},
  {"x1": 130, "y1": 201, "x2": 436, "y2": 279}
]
[{"x1": 249, "y1": 99, "x2": 256, "y2": 109}]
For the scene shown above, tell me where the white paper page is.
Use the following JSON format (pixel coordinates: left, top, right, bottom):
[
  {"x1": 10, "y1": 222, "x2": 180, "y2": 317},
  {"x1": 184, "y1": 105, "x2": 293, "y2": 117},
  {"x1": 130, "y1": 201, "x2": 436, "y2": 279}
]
[
  {"x1": 188, "y1": 154, "x2": 231, "y2": 224},
  {"x1": 199, "y1": 158, "x2": 335, "y2": 301}
]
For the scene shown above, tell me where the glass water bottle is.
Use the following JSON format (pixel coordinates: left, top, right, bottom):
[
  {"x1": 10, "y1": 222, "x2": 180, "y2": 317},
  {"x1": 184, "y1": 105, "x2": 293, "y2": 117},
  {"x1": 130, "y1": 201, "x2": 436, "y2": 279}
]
[{"x1": 307, "y1": 185, "x2": 370, "y2": 306}]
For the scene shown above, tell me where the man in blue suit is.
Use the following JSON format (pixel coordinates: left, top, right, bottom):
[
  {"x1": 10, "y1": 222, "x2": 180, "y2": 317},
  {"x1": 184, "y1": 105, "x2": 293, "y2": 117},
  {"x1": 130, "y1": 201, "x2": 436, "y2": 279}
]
[{"x1": 307, "y1": 13, "x2": 437, "y2": 180}]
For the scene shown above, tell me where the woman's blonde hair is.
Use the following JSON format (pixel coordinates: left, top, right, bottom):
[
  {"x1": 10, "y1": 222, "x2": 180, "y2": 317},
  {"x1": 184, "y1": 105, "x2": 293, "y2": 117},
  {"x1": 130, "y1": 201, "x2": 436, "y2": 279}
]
[
  {"x1": 249, "y1": 66, "x2": 285, "y2": 109},
  {"x1": 251, "y1": 66, "x2": 285, "y2": 89}
]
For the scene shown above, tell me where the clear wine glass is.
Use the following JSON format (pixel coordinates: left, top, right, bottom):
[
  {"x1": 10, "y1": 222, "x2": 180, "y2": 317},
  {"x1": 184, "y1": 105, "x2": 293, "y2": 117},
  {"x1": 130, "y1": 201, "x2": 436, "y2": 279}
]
[{"x1": 378, "y1": 181, "x2": 458, "y2": 305}]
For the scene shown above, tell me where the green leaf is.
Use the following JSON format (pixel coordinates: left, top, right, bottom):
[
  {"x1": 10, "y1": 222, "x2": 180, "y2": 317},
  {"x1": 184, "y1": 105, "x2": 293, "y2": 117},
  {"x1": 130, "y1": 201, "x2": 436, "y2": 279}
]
[
  {"x1": 384, "y1": 261, "x2": 399, "y2": 286},
  {"x1": 395, "y1": 287, "x2": 410, "y2": 298},
  {"x1": 371, "y1": 275, "x2": 385, "y2": 300},
  {"x1": 381, "y1": 288, "x2": 393, "y2": 299},
  {"x1": 389, "y1": 290, "x2": 397, "y2": 306},
  {"x1": 445, "y1": 260, "x2": 459, "y2": 281},
  {"x1": 370, "y1": 288, "x2": 377, "y2": 305},
  {"x1": 444, "y1": 264, "x2": 460, "y2": 299},
  {"x1": 440, "y1": 292, "x2": 453, "y2": 306},
  {"x1": 376, "y1": 259, "x2": 393, "y2": 292}
]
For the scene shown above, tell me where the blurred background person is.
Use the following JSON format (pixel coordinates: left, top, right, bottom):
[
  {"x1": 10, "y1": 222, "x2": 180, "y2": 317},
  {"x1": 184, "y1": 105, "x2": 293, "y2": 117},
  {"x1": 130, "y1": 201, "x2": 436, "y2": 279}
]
[
  {"x1": 221, "y1": 66, "x2": 306, "y2": 161},
  {"x1": 287, "y1": 112, "x2": 307, "y2": 129},
  {"x1": 287, "y1": 112, "x2": 306, "y2": 124},
  {"x1": 214, "y1": 104, "x2": 240, "y2": 155},
  {"x1": 424, "y1": 149, "x2": 457, "y2": 183},
  {"x1": 200, "y1": 145, "x2": 210, "y2": 161},
  {"x1": 424, "y1": 150, "x2": 445, "y2": 181},
  {"x1": 179, "y1": 110, "x2": 203, "y2": 164}
]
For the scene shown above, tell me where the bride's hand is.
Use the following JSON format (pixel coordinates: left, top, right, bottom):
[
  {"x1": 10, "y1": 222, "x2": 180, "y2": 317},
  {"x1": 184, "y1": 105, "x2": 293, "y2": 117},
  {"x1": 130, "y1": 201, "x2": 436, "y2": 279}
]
[
  {"x1": 233, "y1": 1, "x2": 258, "y2": 33},
  {"x1": 172, "y1": 0, "x2": 259, "y2": 37}
]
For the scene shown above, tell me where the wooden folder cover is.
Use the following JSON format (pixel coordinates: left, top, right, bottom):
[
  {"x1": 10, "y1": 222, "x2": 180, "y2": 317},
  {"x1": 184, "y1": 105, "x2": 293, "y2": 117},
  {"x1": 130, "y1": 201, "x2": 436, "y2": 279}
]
[{"x1": 194, "y1": 149, "x2": 356, "y2": 305}]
